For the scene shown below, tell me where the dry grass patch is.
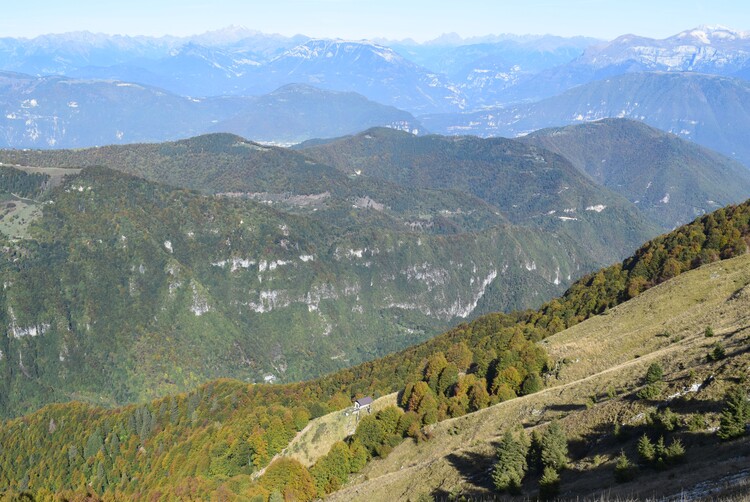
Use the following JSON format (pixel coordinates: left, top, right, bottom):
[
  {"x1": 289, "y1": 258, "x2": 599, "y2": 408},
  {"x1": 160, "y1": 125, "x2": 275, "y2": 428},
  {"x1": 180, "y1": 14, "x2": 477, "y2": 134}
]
[{"x1": 283, "y1": 393, "x2": 398, "y2": 467}]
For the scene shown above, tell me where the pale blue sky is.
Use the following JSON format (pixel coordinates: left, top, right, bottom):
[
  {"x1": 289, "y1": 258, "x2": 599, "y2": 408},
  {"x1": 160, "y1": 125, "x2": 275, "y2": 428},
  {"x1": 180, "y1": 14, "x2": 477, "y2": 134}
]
[{"x1": 1, "y1": 0, "x2": 749, "y2": 41}]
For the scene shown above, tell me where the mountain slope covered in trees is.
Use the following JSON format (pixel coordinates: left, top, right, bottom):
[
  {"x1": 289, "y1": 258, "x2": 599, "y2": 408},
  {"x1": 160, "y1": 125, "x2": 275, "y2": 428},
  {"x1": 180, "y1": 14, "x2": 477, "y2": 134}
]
[
  {"x1": 0, "y1": 130, "x2": 660, "y2": 266},
  {"x1": 299, "y1": 127, "x2": 659, "y2": 265},
  {"x1": 0, "y1": 164, "x2": 601, "y2": 418},
  {"x1": 521, "y1": 118, "x2": 750, "y2": 228},
  {"x1": 1, "y1": 187, "x2": 749, "y2": 499}
]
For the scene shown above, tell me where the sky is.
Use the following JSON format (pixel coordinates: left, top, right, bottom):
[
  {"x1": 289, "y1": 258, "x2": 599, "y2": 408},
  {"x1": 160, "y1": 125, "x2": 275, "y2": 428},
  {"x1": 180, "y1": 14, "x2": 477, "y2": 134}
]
[{"x1": 1, "y1": 0, "x2": 749, "y2": 41}]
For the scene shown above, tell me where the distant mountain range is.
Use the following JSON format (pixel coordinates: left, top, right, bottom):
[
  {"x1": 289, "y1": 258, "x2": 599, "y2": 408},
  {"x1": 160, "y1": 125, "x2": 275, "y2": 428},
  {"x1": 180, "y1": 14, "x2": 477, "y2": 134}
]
[
  {"x1": 423, "y1": 72, "x2": 750, "y2": 167},
  {"x1": 5, "y1": 26, "x2": 750, "y2": 158},
  {"x1": 67, "y1": 38, "x2": 468, "y2": 113},
  {"x1": 477, "y1": 25, "x2": 750, "y2": 104},
  {"x1": 8, "y1": 25, "x2": 750, "y2": 110},
  {"x1": 0, "y1": 73, "x2": 423, "y2": 147}
]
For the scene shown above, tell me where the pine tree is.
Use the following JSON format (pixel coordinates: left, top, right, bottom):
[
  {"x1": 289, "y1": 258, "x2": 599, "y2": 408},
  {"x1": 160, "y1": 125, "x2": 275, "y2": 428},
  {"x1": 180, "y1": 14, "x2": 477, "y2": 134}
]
[
  {"x1": 539, "y1": 465, "x2": 560, "y2": 500},
  {"x1": 637, "y1": 434, "x2": 655, "y2": 463},
  {"x1": 665, "y1": 438, "x2": 685, "y2": 463},
  {"x1": 654, "y1": 436, "x2": 667, "y2": 469},
  {"x1": 718, "y1": 386, "x2": 750, "y2": 440},
  {"x1": 540, "y1": 421, "x2": 568, "y2": 471},
  {"x1": 614, "y1": 451, "x2": 636, "y2": 482},
  {"x1": 492, "y1": 430, "x2": 528, "y2": 493}
]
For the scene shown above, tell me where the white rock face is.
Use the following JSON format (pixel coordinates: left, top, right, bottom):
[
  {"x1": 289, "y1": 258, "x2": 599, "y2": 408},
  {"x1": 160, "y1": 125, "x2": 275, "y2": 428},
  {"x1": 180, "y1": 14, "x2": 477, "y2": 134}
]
[
  {"x1": 441, "y1": 269, "x2": 498, "y2": 319},
  {"x1": 164, "y1": 240, "x2": 173, "y2": 253},
  {"x1": 8, "y1": 307, "x2": 50, "y2": 338},
  {"x1": 246, "y1": 290, "x2": 291, "y2": 313},
  {"x1": 402, "y1": 262, "x2": 449, "y2": 291},
  {"x1": 586, "y1": 204, "x2": 607, "y2": 212},
  {"x1": 190, "y1": 284, "x2": 211, "y2": 316},
  {"x1": 12, "y1": 324, "x2": 49, "y2": 338},
  {"x1": 210, "y1": 258, "x2": 256, "y2": 271}
]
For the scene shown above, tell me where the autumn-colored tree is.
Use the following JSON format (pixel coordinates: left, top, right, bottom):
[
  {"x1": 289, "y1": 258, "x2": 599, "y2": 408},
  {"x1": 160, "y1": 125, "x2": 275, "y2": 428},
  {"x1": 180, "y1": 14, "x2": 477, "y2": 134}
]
[
  {"x1": 446, "y1": 341, "x2": 473, "y2": 370},
  {"x1": 260, "y1": 458, "x2": 316, "y2": 502},
  {"x1": 467, "y1": 379, "x2": 490, "y2": 412}
]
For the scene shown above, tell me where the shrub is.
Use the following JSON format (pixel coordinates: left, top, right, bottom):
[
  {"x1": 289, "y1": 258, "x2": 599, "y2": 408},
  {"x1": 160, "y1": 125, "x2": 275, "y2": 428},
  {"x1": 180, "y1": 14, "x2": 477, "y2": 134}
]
[
  {"x1": 521, "y1": 373, "x2": 543, "y2": 395},
  {"x1": 636, "y1": 382, "x2": 662, "y2": 400},
  {"x1": 686, "y1": 413, "x2": 707, "y2": 432},
  {"x1": 645, "y1": 362, "x2": 664, "y2": 384},
  {"x1": 648, "y1": 407, "x2": 679, "y2": 432},
  {"x1": 708, "y1": 342, "x2": 726, "y2": 361},
  {"x1": 704, "y1": 326, "x2": 714, "y2": 337}
]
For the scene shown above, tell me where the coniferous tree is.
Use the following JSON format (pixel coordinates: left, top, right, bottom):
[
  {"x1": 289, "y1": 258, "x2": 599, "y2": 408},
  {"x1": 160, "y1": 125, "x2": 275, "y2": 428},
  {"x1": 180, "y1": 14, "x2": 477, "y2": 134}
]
[
  {"x1": 637, "y1": 434, "x2": 655, "y2": 463},
  {"x1": 492, "y1": 430, "x2": 528, "y2": 494},
  {"x1": 718, "y1": 386, "x2": 750, "y2": 440},
  {"x1": 539, "y1": 465, "x2": 560, "y2": 500},
  {"x1": 540, "y1": 421, "x2": 568, "y2": 471},
  {"x1": 644, "y1": 363, "x2": 663, "y2": 384},
  {"x1": 614, "y1": 451, "x2": 636, "y2": 482}
]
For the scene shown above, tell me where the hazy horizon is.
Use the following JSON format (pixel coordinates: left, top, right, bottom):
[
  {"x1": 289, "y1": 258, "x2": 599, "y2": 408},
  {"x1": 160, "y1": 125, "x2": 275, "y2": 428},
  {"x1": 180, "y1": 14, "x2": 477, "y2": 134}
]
[{"x1": 2, "y1": 0, "x2": 749, "y2": 43}]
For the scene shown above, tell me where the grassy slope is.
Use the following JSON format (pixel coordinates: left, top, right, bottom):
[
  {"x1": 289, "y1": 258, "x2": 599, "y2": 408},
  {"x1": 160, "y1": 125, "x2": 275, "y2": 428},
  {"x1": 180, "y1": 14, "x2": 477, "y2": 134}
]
[
  {"x1": 277, "y1": 393, "x2": 398, "y2": 469},
  {"x1": 328, "y1": 252, "x2": 750, "y2": 500}
]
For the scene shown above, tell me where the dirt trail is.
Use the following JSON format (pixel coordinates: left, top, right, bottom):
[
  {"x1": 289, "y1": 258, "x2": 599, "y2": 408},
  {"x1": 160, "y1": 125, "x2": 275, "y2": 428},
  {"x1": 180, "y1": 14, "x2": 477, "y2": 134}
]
[{"x1": 251, "y1": 420, "x2": 316, "y2": 479}]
